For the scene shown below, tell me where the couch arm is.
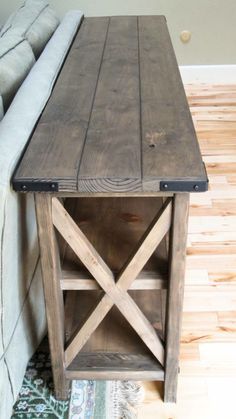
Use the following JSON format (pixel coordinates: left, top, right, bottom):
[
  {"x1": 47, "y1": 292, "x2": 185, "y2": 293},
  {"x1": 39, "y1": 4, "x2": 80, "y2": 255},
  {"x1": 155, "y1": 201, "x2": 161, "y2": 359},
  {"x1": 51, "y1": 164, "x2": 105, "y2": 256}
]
[{"x1": 0, "y1": 10, "x2": 83, "y2": 187}]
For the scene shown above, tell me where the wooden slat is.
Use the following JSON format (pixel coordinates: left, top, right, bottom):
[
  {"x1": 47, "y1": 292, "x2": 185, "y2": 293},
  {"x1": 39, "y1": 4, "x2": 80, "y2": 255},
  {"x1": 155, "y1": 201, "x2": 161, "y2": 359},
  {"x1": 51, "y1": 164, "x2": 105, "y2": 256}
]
[
  {"x1": 52, "y1": 198, "x2": 166, "y2": 367},
  {"x1": 35, "y1": 194, "x2": 69, "y2": 399},
  {"x1": 61, "y1": 269, "x2": 167, "y2": 290},
  {"x1": 66, "y1": 369, "x2": 164, "y2": 381},
  {"x1": 77, "y1": 16, "x2": 141, "y2": 192},
  {"x1": 14, "y1": 17, "x2": 109, "y2": 191},
  {"x1": 138, "y1": 16, "x2": 206, "y2": 190}
]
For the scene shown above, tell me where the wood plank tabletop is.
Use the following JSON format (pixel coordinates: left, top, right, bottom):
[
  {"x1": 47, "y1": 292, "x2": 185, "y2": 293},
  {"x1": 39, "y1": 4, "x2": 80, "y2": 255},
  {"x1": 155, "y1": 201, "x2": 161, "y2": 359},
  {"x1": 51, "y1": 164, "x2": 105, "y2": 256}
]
[{"x1": 13, "y1": 16, "x2": 208, "y2": 193}]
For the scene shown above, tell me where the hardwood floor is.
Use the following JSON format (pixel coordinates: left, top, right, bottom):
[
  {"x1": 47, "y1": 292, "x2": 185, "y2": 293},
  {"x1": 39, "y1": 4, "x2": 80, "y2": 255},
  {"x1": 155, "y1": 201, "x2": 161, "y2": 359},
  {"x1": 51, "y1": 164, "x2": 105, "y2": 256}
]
[{"x1": 139, "y1": 84, "x2": 236, "y2": 419}]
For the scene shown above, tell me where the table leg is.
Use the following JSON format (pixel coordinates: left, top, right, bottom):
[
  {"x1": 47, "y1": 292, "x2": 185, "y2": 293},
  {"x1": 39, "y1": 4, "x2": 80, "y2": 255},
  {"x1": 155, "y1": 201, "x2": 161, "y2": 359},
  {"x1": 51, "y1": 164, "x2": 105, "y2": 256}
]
[
  {"x1": 164, "y1": 193, "x2": 189, "y2": 403},
  {"x1": 35, "y1": 194, "x2": 69, "y2": 400}
]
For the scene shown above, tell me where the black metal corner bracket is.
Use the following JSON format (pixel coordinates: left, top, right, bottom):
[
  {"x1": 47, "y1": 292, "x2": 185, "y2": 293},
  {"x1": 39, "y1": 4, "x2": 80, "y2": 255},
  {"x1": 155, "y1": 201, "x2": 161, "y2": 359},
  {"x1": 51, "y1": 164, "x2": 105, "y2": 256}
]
[
  {"x1": 12, "y1": 180, "x2": 59, "y2": 193},
  {"x1": 160, "y1": 180, "x2": 208, "y2": 192}
]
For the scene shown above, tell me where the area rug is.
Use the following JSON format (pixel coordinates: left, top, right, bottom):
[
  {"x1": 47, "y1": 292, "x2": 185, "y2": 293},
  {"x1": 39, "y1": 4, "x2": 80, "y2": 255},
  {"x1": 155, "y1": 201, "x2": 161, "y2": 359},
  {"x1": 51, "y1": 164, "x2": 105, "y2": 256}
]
[{"x1": 12, "y1": 348, "x2": 144, "y2": 418}]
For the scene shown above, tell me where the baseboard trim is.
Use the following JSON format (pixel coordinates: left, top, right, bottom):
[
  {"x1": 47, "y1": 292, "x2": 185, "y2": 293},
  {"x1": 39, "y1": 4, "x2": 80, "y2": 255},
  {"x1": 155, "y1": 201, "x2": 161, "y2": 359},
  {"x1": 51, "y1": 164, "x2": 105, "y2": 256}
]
[{"x1": 179, "y1": 65, "x2": 236, "y2": 84}]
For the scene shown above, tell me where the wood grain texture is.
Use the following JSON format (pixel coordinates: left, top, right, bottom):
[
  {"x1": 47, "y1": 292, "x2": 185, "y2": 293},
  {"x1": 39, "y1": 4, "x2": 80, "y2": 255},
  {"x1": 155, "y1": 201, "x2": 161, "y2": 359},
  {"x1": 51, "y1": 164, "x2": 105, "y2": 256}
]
[
  {"x1": 77, "y1": 16, "x2": 141, "y2": 192},
  {"x1": 138, "y1": 16, "x2": 206, "y2": 191},
  {"x1": 35, "y1": 194, "x2": 69, "y2": 400},
  {"x1": 14, "y1": 17, "x2": 110, "y2": 191},
  {"x1": 66, "y1": 358, "x2": 164, "y2": 381},
  {"x1": 66, "y1": 352, "x2": 164, "y2": 381},
  {"x1": 164, "y1": 193, "x2": 189, "y2": 403},
  {"x1": 13, "y1": 16, "x2": 207, "y2": 193}
]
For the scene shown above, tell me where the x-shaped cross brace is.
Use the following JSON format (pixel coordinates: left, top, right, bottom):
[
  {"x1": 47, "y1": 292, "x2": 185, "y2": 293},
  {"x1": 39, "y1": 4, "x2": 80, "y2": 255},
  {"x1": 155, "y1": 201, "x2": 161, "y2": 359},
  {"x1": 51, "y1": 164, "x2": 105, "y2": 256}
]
[{"x1": 52, "y1": 197, "x2": 172, "y2": 368}]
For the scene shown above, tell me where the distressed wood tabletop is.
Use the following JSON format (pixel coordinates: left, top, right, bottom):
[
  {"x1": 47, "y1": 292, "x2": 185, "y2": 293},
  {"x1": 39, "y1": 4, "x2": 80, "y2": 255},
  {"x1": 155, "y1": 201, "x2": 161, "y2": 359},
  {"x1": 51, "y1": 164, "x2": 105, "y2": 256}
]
[{"x1": 13, "y1": 16, "x2": 208, "y2": 193}]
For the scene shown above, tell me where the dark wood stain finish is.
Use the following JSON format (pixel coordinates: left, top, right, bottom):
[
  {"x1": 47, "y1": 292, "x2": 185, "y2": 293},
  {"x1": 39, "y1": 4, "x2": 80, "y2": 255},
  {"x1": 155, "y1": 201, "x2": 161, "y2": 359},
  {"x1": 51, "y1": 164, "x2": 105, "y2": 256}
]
[
  {"x1": 14, "y1": 17, "x2": 110, "y2": 191},
  {"x1": 13, "y1": 16, "x2": 207, "y2": 193},
  {"x1": 78, "y1": 16, "x2": 142, "y2": 192},
  {"x1": 138, "y1": 16, "x2": 207, "y2": 191}
]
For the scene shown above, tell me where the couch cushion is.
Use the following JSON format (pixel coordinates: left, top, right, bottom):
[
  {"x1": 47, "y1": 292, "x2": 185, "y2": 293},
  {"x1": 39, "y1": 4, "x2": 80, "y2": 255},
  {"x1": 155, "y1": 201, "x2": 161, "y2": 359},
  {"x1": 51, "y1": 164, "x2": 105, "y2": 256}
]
[
  {"x1": 0, "y1": 95, "x2": 3, "y2": 120},
  {"x1": 0, "y1": 0, "x2": 60, "y2": 58},
  {"x1": 0, "y1": 32, "x2": 35, "y2": 110}
]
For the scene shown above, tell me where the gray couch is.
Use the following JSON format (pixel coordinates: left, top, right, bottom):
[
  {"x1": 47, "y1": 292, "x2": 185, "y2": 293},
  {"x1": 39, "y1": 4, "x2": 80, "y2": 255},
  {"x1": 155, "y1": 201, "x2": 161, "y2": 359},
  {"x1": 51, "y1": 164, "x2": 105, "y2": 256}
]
[{"x1": 0, "y1": 3, "x2": 83, "y2": 417}]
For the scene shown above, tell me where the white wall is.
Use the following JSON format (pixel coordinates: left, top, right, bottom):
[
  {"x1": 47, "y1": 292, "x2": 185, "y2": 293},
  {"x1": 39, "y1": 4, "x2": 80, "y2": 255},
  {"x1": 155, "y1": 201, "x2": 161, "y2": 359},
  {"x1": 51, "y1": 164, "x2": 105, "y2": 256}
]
[{"x1": 1, "y1": 0, "x2": 236, "y2": 65}]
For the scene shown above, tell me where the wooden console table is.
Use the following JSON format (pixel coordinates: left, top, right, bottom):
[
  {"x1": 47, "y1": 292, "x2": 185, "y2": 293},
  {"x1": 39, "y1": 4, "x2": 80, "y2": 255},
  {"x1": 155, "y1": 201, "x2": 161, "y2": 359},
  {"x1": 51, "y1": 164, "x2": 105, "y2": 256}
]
[{"x1": 13, "y1": 16, "x2": 208, "y2": 403}]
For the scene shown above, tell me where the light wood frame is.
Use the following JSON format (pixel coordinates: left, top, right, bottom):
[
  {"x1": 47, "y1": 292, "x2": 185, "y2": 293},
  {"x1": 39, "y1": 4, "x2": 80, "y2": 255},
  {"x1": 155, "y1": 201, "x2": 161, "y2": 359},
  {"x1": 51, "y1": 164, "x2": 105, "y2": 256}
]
[{"x1": 35, "y1": 192, "x2": 189, "y2": 402}]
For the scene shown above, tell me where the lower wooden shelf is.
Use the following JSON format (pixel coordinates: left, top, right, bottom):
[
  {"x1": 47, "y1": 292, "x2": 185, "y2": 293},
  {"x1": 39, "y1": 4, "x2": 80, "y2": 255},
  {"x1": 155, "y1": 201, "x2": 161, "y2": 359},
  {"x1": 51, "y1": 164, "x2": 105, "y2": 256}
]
[
  {"x1": 66, "y1": 352, "x2": 164, "y2": 381},
  {"x1": 64, "y1": 288, "x2": 165, "y2": 381}
]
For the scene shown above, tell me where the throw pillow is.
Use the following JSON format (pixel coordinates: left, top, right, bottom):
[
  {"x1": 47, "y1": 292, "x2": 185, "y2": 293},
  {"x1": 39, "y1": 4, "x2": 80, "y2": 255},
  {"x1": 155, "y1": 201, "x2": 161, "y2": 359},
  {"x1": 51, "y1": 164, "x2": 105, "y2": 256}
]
[
  {"x1": 0, "y1": 32, "x2": 35, "y2": 109},
  {"x1": 0, "y1": 1, "x2": 59, "y2": 58}
]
